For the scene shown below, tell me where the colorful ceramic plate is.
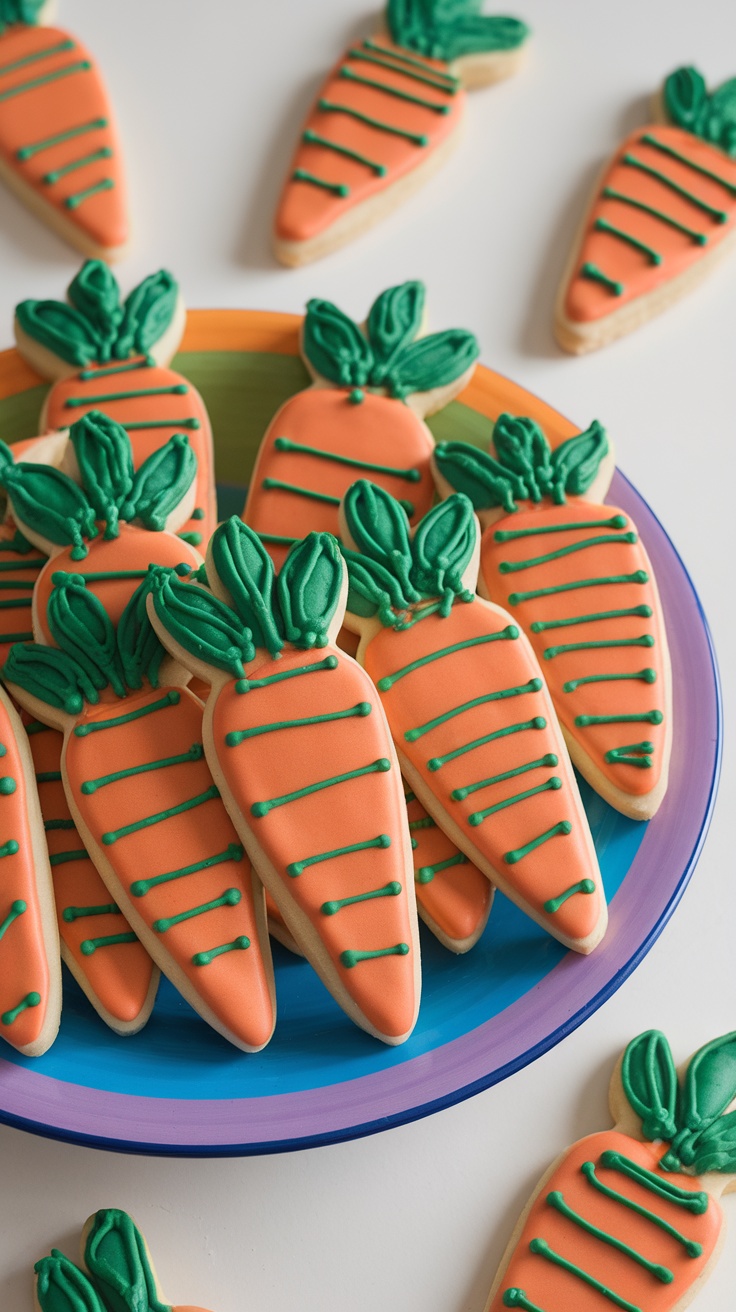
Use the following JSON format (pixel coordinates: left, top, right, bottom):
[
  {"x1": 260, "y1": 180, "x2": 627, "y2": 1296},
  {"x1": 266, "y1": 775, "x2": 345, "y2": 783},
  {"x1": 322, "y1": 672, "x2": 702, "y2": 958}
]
[{"x1": 0, "y1": 312, "x2": 721, "y2": 1156}]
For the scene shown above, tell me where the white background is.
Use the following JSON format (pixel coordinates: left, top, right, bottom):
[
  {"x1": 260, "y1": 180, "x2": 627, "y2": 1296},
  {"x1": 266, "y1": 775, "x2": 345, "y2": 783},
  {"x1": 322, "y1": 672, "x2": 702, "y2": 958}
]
[{"x1": 0, "y1": 2, "x2": 735, "y2": 1309}]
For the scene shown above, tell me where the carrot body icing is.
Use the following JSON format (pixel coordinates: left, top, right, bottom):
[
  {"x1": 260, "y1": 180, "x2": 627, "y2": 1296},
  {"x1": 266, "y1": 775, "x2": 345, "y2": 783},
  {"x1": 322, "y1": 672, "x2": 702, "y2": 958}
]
[
  {"x1": 406, "y1": 786, "x2": 491, "y2": 948},
  {"x1": 0, "y1": 24, "x2": 127, "y2": 252},
  {"x1": 0, "y1": 519, "x2": 46, "y2": 665}
]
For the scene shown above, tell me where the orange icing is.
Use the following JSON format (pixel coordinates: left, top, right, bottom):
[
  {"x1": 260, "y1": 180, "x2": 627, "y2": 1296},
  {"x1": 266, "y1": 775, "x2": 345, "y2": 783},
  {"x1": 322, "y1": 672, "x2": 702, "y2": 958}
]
[
  {"x1": 44, "y1": 361, "x2": 217, "y2": 543},
  {"x1": 479, "y1": 500, "x2": 669, "y2": 798},
  {"x1": 243, "y1": 387, "x2": 435, "y2": 568},
  {"x1": 63, "y1": 685, "x2": 275, "y2": 1051},
  {"x1": 210, "y1": 646, "x2": 418, "y2": 1041},
  {"x1": 488, "y1": 1130, "x2": 721, "y2": 1311},
  {"x1": 362, "y1": 599, "x2": 603, "y2": 947},
  {"x1": 0, "y1": 518, "x2": 46, "y2": 666},
  {"x1": 33, "y1": 524, "x2": 202, "y2": 642},
  {"x1": 0, "y1": 689, "x2": 55, "y2": 1053},
  {"x1": 406, "y1": 787, "x2": 492, "y2": 948},
  {"x1": 27, "y1": 717, "x2": 156, "y2": 1027},
  {"x1": 0, "y1": 24, "x2": 127, "y2": 253},
  {"x1": 565, "y1": 126, "x2": 736, "y2": 322},
  {"x1": 275, "y1": 40, "x2": 464, "y2": 244}
]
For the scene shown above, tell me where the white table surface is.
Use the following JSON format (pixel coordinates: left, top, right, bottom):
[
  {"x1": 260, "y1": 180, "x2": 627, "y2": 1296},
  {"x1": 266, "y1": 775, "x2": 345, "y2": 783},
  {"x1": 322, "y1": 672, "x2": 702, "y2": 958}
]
[{"x1": 0, "y1": 2, "x2": 735, "y2": 1308}]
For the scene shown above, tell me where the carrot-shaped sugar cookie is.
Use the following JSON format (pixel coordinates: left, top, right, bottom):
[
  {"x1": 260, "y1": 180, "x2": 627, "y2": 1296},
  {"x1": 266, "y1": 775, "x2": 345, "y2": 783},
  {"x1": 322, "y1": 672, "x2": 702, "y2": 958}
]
[
  {"x1": 556, "y1": 66, "x2": 736, "y2": 353},
  {"x1": 433, "y1": 415, "x2": 671, "y2": 820},
  {"x1": 14, "y1": 260, "x2": 216, "y2": 546},
  {"x1": 4, "y1": 577, "x2": 276, "y2": 1053},
  {"x1": 243, "y1": 282, "x2": 478, "y2": 567},
  {"x1": 0, "y1": 1, "x2": 128, "y2": 260},
  {"x1": 0, "y1": 683, "x2": 60, "y2": 1056},
  {"x1": 486, "y1": 1029, "x2": 736, "y2": 1312},
  {"x1": 273, "y1": 2, "x2": 529, "y2": 265},
  {"x1": 25, "y1": 715, "x2": 158, "y2": 1035},
  {"x1": 149, "y1": 518, "x2": 420, "y2": 1045},
  {"x1": 0, "y1": 410, "x2": 204, "y2": 637},
  {"x1": 35, "y1": 1207, "x2": 213, "y2": 1312},
  {"x1": 339, "y1": 481, "x2": 605, "y2": 954}
]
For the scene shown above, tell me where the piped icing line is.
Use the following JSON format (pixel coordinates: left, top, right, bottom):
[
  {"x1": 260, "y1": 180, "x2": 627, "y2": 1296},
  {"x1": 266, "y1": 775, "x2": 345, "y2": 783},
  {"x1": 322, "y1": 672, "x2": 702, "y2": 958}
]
[
  {"x1": 601, "y1": 187, "x2": 708, "y2": 244},
  {"x1": 639, "y1": 132, "x2": 736, "y2": 195},
  {"x1": 17, "y1": 116, "x2": 108, "y2": 161}
]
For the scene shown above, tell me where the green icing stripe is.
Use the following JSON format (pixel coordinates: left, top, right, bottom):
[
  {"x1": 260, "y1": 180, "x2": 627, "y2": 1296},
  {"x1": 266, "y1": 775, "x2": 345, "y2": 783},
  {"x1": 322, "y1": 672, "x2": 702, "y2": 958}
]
[
  {"x1": 403, "y1": 790, "x2": 416, "y2": 803},
  {"x1": 509, "y1": 571, "x2": 649, "y2": 606},
  {"x1": 303, "y1": 127, "x2": 387, "y2": 175},
  {"x1": 64, "y1": 384, "x2": 187, "y2": 407},
  {"x1": 0, "y1": 580, "x2": 37, "y2": 590},
  {"x1": 251, "y1": 759, "x2": 390, "y2": 818},
  {"x1": 547, "y1": 1188, "x2": 672, "y2": 1281},
  {"x1": 575, "y1": 710, "x2": 663, "y2": 727},
  {"x1": 602, "y1": 186, "x2": 707, "y2": 243},
  {"x1": 581, "y1": 1161, "x2": 702, "y2": 1257},
  {"x1": 544, "y1": 635, "x2": 654, "y2": 660},
  {"x1": 43, "y1": 818, "x2": 76, "y2": 831},
  {"x1": 292, "y1": 168, "x2": 348, "y2": 198},
  {"x1": 318, "y1": 97, "x2": 429, "y2": 146},
  {"x1": 494, "y1": 516, "x2": 626, "y2": 542},
  {"x1": 192, "y1": 936, "x2": 250, "y2": 967},
  {"x1": 0, "y1": 840, "x2": 20, "y2": 858},
  {"x1": 348, "y1": 46, "x2": 456, "y2": 95},
  {"x1": 0, "y1": 899, "x2": 25, "y2": 940},
  {"x1": 226, "y1": 703, "x2": 371, "y2": 747},
  {"x1": 62, "y1": 902, "x2": 117, "y2": 922},
  {"x1": 406, "y1": 677, "x2": 542, "y2": 742},
  {"x1": 544, "y1": 879, "x2": 596, "y2": 914},
  {"x1": 0, "y1": 38, "x2": 75, "y2": 78},
  {"x1": 622, "y1": 152, "x2": 729, "y2": 222},
  {"x1": 452, "y1": 753, "x2": 558, "y2": 801},
  {"x1": 580, "y1": 261, "x2": 624, "y2": 295},
  {"x1": 378, "y1": 626, "x2": 518, "y2": 691},
  {"x1": 256, "y1": 531, "x2": 298, "y2": 547},
  {"x1": 74, "y1": 690, "x2": 180, "y2": 736},
  {"x1": 362, "y1": 38, "x2": 457, "y2": 85},
  {"x1": 529, "y1": 1238, "x2": 641, "y2": 1311},
  {"x1": 0, "y1": 597, "x2": 31, "y2": 609},
  {"x1": 499, "y1": 532, "x2": 637, "y2": 575},
  {"x1": 0, "y1": 557, "x2": 45, "y2": 571},
  {"x1": 50, "y1": 849, "x2": 88, "y2": 866},
  {"x1": 287, "y1": 834, "x2": 390, "y2": 878},
  {"x1": 505, "y1": 821, "x2": 571, "y2": 866},
  {"x1": 0, "y1": 60, "x2": 91, "y2": 104},
  {"x1": 20, "y1": 720, "x2": 46, "y2": 735},
  {"x1": 81, "y1": 744, "x2": 203, "y2": 794},
  {"x1": 36, "y1": 771, "x2": 61, "y2": 783},
  {"x1": 81, "y1": 932, "x2": 137, "y2": 955},
  {"x1": 339, "y1": 66, "x2": 451, "y2": 114},
  {"x1": 604, "y1": 741, "x2": 655, "y2": 769},
  {"x1": 153, "y1": 887, "x2": 241, "y2": 933},
  {"x1": 429, "y1": 718, "x2": 547, "y2": 774},
  {"x1": 468, "y1": 777, "x2": 561, "y2": 828},
  {"x1": 43, "y1": 146, "x2": 112, "y2": 186},
  {"x1": 640, "y1": 132, "x2": 736, "y2": 196},
  {"x1": 531, "y1": 606, "x2": 652, "y2": 633},
  {"x1": 502, "y1": 1292, "x2": 547, "y2": 1312},
  {"x1": 236, "y1": 655, "x2": 337, "y2": 694},
  {"x1": 17, "y1": 116, "x2": 107, "y2": 159},
  {"x1": 340, "y1": 943, "x2": 409, "y2": 968},
  {"x1": 322, "y1": 880, "x2": 402, "y2": 916},
  {"x1": 595, "y1": 216, "x2": 662, "y2": 265},
  {"x1": 101, "y1": 785, "x2": 220, "y2": 845},
  {"x1": 76, "y1": 570, "x2": 148, "y2": 582},
  {"x1": 178, "y1": 531, "x2": 202, "y2": 545},
  {"x1": 121, "y1": 417, "x2": 199, "y2": 430},
  {"x1": 416, "y1": 853, "x2": 468, "y2": 884},
  {"x1": 64, "y1": 178, "x2": 114, "y2": 210},
  {"x1": 262, "y1": 475, "x2": 341, "y2": 505},
  {"x1": 599, "y1": 1151, "x2": 708, "y2": 1214},
  {"x1": 1, "y1": 991, "x2": 40, "y2": 1026},
  {"x1": 409, "y1": 815, "x2": 436, "y2": 831},
  {"x1": 79, "y1": 357, "x2": 153, "y2": 380},
  {"x1": 274, "y1": 435, "x2": 421, "y2": 482},
  {"x1": 131, "y1": 843, "x2": 244, "y2": 897},
  {"x1": 564, "y1": 668, "x2": 656, "y2": 693},
  {"x1": 0, "y1": 629, "x2": 33, "y2": 642}
]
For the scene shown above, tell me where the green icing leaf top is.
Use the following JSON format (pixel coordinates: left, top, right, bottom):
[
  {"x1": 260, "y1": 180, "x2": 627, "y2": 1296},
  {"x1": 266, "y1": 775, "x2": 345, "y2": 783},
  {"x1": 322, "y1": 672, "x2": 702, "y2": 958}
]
[
  {"x1": 0, "y1": 438, "x2": 14, "y2": 480},
  {"x1": 278, "y1": 532, "x2": 345, "y2": 649},
  {"x1": 151, "y1": 569, "x2": 255, "y2": 679},
  {"x1": 664, "y1": 65, "x2": 736, "y2": 157},
  {"x1": 48, "y1": 574, "x2": 126, "y2": 699},
  {"x1": 434, "y1": 415, "x2": 608, "y2": 512},
  {"x1": 302, "y1": 285, "x2": 478, "y2": 398},
  {"x1": 116, "y1": 572, "x2": 168, "y2": 691},
  {"x1": 680, "y1": 1032, "x2": 736, "y2": 1137},
  {"x1": 123, "y1": 433, "x2": 196, "y2": 531},
  {"x1": 2, "y1": 460, "x2": 98, "y2": 559},
  {"x1": 15, "y1": 262, "x2": 180, "y2": 368},
  {"x1": 2, "y1": 642, "x2": 88, "y2": 716},
  {"x1": 84, "y1": 1208, "x2": 173, "y2": 1312},
  {"x1": 342, "y1": 481, "x2": 477, "y2": 626},
  {"x1": 621, "y1": 1030, "x2": 678, "y2": 1143},
  {"x1": 688, "y1": 1109, "x2": 736, "y2": 1176},
  {"x1": 209, "y1": 517, "x2": 284, "y2": 657},
  {"x1": 70, "y1": 411, "x2": 134, "y2": 539},
  {"x1": 0, "y1": 0, "x2": 44, "y2": 32},
  {"x1": 386, "y1": 0, "x2": 529, "y2": 63},
  {"x1": 35, "y1": 1251, "x2": 107, "y2": 1312}
]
